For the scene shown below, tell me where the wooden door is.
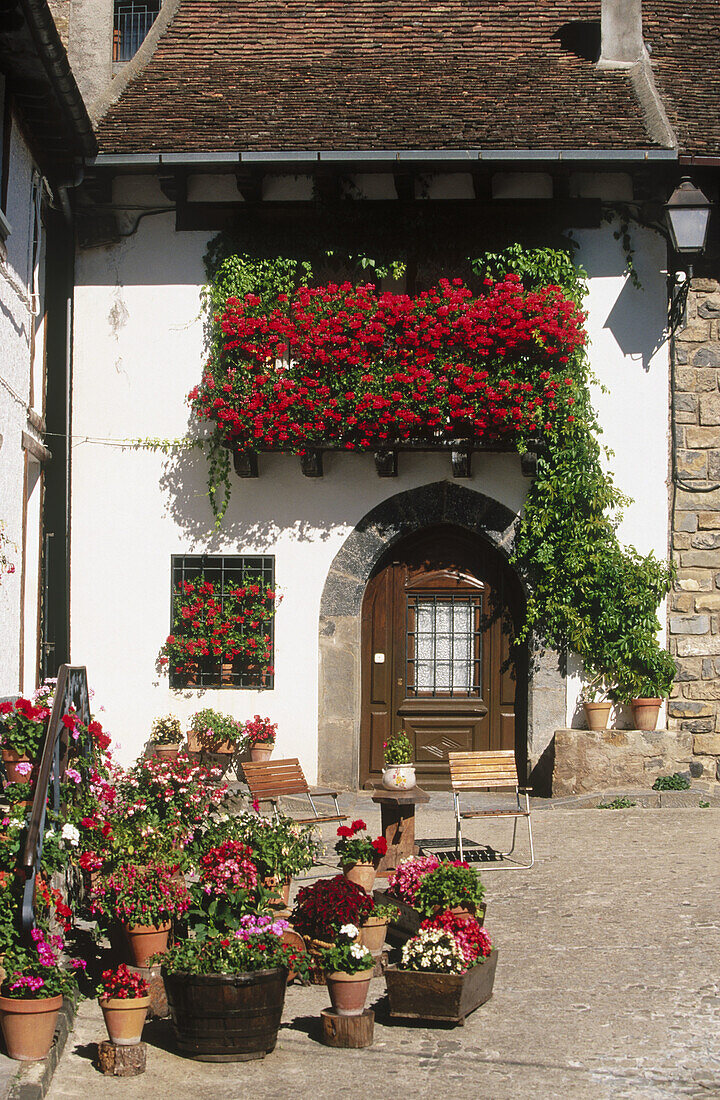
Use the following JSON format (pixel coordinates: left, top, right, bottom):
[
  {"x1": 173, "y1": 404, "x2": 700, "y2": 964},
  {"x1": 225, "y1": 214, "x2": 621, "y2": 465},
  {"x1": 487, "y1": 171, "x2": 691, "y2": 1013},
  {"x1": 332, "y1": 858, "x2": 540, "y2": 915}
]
[{"x1": 360, "y1": 527, "x2": 523, "y2": 789}]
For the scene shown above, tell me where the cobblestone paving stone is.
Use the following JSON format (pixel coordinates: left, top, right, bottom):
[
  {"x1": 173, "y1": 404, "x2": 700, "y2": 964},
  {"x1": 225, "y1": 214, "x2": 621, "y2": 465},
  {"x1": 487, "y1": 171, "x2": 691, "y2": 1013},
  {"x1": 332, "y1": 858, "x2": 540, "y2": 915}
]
[{"x1": 46, "y1": 806, "x2": 720, "y2": 1100}]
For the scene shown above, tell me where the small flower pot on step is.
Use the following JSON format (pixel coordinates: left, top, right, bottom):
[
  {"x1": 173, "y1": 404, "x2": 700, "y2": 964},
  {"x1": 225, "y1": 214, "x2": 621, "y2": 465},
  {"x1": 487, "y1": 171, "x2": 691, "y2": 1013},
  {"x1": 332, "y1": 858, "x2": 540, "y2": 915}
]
[{"x1": 100, "y1": 995, "x2": 151, "y2": 1045}]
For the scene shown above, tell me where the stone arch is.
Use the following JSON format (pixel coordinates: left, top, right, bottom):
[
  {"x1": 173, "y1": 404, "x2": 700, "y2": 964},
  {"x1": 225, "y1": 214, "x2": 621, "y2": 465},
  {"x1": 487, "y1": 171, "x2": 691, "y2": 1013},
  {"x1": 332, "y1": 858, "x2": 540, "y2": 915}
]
[{"x1": 317, "y1": 480, "x2": 564, "y2": 789}]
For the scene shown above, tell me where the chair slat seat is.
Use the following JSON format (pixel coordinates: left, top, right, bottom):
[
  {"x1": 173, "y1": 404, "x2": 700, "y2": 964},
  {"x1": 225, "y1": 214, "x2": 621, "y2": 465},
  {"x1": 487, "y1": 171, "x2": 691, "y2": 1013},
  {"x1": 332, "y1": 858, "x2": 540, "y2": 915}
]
[
  {"x1": 448, "y1": 750, "x2": 534, "y2": 870},
  {"x1": 241, "y1": 758, "x2": 346, "y2": 824}
]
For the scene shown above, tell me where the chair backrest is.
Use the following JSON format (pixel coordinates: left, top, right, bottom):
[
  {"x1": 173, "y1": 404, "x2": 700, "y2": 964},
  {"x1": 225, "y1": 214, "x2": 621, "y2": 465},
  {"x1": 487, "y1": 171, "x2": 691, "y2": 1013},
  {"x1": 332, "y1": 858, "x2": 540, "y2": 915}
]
[
  {"x1": 448, "y1": 750, "x2": 518, "y2": 791},
  {"x1": 241, "y1": 758, "x2": 310, "y2": 798}
]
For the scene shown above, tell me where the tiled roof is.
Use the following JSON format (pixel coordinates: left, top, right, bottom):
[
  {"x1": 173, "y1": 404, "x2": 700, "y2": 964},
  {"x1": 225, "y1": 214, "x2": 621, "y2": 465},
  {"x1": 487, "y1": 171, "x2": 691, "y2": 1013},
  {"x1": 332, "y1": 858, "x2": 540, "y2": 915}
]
[
  {"x1": 94, "y1": 0, "x2": 717, "y2": 156},
  {"x1": 644, "y1": 0, "x2": 720, "y2": 157}
]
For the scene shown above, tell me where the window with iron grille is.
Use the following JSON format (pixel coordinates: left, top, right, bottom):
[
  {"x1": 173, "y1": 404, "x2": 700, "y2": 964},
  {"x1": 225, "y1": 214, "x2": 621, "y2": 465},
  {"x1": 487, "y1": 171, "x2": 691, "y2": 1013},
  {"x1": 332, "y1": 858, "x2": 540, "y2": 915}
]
[
  {"x1": 168, "y1": 555, "x2": 276, "y2": 690},
  {"x1": 113, "y1": 0, "x2": 161, "y2": 61},
  {"x1": 406, "y1": 594, "x2": 482, "y2": 697}
]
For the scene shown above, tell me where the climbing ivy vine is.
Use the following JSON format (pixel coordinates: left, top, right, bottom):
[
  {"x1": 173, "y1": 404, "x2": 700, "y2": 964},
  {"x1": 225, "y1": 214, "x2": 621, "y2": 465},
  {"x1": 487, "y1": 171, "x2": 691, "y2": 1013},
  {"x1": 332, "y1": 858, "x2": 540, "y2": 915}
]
[{"x1": 196, "y1": 238, "x2": 675, "y2": 700}]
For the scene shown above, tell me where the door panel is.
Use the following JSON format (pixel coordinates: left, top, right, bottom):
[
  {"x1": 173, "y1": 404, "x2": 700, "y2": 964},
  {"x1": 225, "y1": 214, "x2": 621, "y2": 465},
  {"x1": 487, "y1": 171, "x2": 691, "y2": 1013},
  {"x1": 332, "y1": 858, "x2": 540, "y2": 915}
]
[{"x1": 360, "y1": 526, "x2": 524, "y2": 789}]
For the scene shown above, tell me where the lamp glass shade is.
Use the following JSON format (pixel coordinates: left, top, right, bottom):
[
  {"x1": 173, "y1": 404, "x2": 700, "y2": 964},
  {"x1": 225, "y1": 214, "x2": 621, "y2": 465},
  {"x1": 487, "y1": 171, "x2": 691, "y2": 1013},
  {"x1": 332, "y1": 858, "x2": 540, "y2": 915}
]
[{"x1": 665, "y1": 180, "x2": 712, "y2": 254}]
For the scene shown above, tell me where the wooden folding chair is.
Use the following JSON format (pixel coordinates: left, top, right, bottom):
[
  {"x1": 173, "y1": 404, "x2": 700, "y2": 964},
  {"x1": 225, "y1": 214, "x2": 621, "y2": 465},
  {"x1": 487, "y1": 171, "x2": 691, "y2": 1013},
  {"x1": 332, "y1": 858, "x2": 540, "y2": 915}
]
[
  {"x1": 448, "y1": 750, "x2": 534, "y2": 869},
  {"x1": 240, "y1": 758, "x2": 347, "y2": 825}
]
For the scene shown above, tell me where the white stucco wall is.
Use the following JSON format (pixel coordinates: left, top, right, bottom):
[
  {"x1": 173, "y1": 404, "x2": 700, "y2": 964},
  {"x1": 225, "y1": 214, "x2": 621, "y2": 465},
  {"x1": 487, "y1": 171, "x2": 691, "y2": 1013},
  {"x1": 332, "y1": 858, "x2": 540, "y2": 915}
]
[
  {"x1": 0, "y1": 119, "x2": 41, "y2": 697},
  {"x1": 70, "y1": 189, "x2": 671, "y2": 772}
]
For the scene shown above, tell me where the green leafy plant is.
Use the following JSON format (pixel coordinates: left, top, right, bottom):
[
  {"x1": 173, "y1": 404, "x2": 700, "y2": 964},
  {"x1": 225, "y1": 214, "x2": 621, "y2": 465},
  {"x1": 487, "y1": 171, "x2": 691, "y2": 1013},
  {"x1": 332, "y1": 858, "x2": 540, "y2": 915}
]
[
  {"x1": 199, "y1": 811, "x2": 321, "y2": 878},
  {"x1": 597, "y1": 797, "x2": 637, "y2": 809},
  {"x1": 188, "y1": 709, "x2": 242, "y2": 753},
  {"x1": 383, "y1": 730, "x2": 413, "y2": 766},
  {"x1": 151, "y1": 715, "x2": 182, "y2": 745},
  {"x1": 160, "y1": 915, "x2": 307, "y2": 978},
  {"x1": 652, "y1": 773, "x2": 690, "y2": 791},
  {"x1": 319, "y1": 924, "x2": 374, "y2": 975},
  {"x1": 335, "y1": 820, "x2": 387, "y2": 865},
  {"x1": 0, "y1": 698, "x2": 49, "y2": 758},
  {"x1": 413, "y1": 862, "x2": 485, "y2": 918},
  {"x1": 372, "y1": 903, "x2": 400, "y2": 922}
]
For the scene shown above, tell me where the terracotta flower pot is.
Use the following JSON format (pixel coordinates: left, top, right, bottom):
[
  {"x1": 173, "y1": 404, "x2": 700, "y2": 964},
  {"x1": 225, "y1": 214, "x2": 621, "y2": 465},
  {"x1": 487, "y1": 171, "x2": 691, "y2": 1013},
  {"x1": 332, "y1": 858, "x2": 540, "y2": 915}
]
[
  {"x1": 154, "y1": 744, "x2": 180, "y2": 762},
  {"x1": 250, "y1": 742, "x2": 274, "y2": 762},
  {"x1": 631, "y1": 698, "x2": 662, "y2": 731},
  {"x1": 326, "y1": 971, "x2": 372, "y2": 1016},
  {"x1": 0, "y1": 993, "x2": 63, "y2": 1061},
  {"x1": 342, "y1": 862, "x2": 376, "y2": 894},
  {"x1": 358, "y1": 917, "x2": 389, "y2": 954},
  {"x1": 583, "y1": 701, "x2": 612, "y2": 731},
  {"x1": 1, "y1": 749, "x2": 34, "y2": 785},
  {"x1": 280, "y1": 928, "x2": 306, "y2": 984},
  {"x1": 99, "y1": 995, "x2": 150, "y2": 1045},
  {"x1": 262, "y1": 875, "x2": 291, "y2": 908},
  {"x1": 125, "y1": 921, "x2": 171, "y2": 967}
]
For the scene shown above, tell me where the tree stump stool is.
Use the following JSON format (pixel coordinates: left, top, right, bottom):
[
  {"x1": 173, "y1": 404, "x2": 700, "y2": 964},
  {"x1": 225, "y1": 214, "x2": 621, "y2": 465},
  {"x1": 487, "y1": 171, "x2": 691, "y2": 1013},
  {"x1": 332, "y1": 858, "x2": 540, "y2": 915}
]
[
  {"x1": 320, "y1": 1008, "x2": 374, "y2": 1048},
  {"x1": 97, "y1": 1041, "x2": 147, "y2": 1076}
]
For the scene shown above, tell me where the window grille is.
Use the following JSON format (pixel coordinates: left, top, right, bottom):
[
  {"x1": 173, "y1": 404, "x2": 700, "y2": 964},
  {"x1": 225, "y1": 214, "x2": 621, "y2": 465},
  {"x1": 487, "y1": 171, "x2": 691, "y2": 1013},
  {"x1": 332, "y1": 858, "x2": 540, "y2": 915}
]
[
  {"x1": 169, "y1": 555, "x2": 275, "y2": 690},
  {"x1": 113, "y1": 0, "x2": 161, "y2": 61},
  {"x1": 406, "y1": 594, "x2": 482, "y2": 697}
]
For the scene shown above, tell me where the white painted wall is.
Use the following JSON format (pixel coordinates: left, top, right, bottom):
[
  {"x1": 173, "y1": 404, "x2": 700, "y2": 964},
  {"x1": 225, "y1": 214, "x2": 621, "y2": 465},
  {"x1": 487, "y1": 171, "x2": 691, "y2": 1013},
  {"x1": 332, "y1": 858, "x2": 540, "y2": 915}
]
[
  {"x1": 0, "y1": 119, "x2": 42, "y2": 697},
  {"x1": 70, "y1": 188, "x2": 671, "y2": 772}
]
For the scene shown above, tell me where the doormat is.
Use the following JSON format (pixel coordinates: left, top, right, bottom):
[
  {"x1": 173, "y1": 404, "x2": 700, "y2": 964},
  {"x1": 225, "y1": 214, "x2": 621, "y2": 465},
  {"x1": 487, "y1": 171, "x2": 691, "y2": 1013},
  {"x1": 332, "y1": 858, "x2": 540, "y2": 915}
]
[{"x1": 417, "y1": 838, "x2": 504, "y2": 863}]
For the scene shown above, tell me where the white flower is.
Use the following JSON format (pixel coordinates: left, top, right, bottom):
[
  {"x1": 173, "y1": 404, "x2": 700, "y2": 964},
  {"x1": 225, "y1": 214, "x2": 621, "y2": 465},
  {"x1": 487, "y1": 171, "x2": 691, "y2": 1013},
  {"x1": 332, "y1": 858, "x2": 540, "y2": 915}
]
[
  {"x1": 61, "y1": 823, "x2": 80, "y2": 847},
  {"x1": 339, "y1": 923, "x2": 359, "y2": 940},
  {"x1": 350, "y1": 943, "x2": 370, "y2": 959}
]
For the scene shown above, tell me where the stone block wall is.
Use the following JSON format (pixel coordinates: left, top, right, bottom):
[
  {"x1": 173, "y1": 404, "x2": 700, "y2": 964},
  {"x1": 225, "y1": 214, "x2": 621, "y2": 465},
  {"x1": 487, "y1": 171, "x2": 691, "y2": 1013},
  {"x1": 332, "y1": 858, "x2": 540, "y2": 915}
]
[{"x1": 669, "y1": 277, "x2": 720, "y2": 781}]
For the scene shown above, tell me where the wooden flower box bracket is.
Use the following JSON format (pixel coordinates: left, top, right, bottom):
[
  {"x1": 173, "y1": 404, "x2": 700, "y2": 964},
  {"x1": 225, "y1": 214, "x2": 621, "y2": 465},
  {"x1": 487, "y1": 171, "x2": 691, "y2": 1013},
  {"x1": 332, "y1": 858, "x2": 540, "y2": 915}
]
[{"x1": 232, "y1": 438, "x2": 546, "y2": 480}]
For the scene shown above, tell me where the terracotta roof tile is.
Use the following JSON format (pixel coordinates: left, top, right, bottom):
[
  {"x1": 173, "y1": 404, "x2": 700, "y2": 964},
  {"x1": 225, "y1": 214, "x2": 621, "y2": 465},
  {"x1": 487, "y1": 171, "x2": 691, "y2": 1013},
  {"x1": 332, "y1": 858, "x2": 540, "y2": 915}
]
[{"x1": 95, "y1": 0, "x2": 718, "y2": 155}]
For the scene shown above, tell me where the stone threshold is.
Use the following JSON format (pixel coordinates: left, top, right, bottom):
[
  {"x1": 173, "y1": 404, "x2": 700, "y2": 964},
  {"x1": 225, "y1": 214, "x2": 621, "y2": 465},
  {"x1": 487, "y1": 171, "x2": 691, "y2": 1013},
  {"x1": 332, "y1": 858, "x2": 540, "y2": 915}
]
[{"x1": 542, "y1": 786, "x2": 720, "y2": 810}]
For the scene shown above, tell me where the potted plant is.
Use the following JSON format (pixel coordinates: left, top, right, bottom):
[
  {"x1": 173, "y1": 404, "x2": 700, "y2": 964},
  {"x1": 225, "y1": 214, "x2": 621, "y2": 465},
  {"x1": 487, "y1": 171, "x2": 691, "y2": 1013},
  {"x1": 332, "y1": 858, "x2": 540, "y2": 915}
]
[
  {"x1": 358, "y1": 902, "x2": 399, "y2": 955},
  {"x1": 97, "y1": 964, "x2": 150, "y2": 1046},
  {"x1": 616, "y1": 653, "x2": 676, "y2": 732},
  {"x1": 377, "y1": 855, "x2": 441, "y2": 937},
  {"x1": 0, "y1": 930, "x2": 84, "y2": 1061},
  {"x1": 382, "y1": 730, "x2": 415, "y2": 790},
  {"x1": 413, "y1": 862, "x2": 485, "y2": 920},
  {"x1": 335, "y1": 820, "x2": 387, "y2": 893},
  {"x1": 243, "y1": 715, "x2": 277, "y2": 762},
  {"x1": 187, "y1": 708, "x2": 242, "y2": 757},
  {"x1": 319, "y1": 924, "x2": 374, "y2": 1016},
  {"x1": 89, "y1": 861, "x2": 191, "y2": 966},
  {"x1": 0, "y1": 698, "x2": 49, "y2": 783},
  {"x1": 160, "y1": 915, "x2": 306, "y2": 1061},
  {"x1": 579, "y1": 672, "x2": 614, "y2": 731},
  {"x1": 186, "y1": 839, "x2": 261, "y2": 932},
  {"x1": 384, "y1": 919, "x2": 498, "y2": 1025},
  {"x1": 151, "y1": 715, "x2": 183, "y2": 762},
  {"x1": 209, "y1": 811, "x2": 321, "y2": 906},
  {"x1": 290, "y1": 875, "x2": 374, "y2": 981}
]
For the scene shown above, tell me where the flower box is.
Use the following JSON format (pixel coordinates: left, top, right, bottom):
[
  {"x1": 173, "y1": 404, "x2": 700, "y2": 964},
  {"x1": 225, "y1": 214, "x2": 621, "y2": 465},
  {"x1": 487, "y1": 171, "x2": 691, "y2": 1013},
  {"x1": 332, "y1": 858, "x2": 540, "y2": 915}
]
[
  {"x1": 373, "y1": 889, "x2": 486, "y2": 941},
  {"x1": 384, "y1": 949, "x2": 498, "y2": 1025}
]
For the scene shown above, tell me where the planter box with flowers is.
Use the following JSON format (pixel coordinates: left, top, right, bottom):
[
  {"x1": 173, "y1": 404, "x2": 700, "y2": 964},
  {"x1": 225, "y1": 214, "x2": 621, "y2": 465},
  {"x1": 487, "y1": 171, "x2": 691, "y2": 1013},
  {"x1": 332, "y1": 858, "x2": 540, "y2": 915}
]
[
  {"x1": 186, "y1": 709, "x2": 243, "y2": 759},
  {"x1": 385, "y1": 914, "x2": 497, "y2": 1025},
  {"x1": 376, "y1": 856, "x2": 487, "y2": 941}
]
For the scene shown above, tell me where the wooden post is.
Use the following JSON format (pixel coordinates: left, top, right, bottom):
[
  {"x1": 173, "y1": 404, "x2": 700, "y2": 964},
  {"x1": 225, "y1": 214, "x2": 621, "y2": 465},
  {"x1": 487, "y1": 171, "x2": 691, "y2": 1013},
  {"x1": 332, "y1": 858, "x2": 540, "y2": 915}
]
[
  {"x1": 97, "y1": 1041, "x2": 147, "y2": 1076},
  {"x1": 371, "y1": 786, "x2": 430, "y2": 875},
  {"x1": 320, "y1": 1008, "x2": 374, "y2": 1048}
]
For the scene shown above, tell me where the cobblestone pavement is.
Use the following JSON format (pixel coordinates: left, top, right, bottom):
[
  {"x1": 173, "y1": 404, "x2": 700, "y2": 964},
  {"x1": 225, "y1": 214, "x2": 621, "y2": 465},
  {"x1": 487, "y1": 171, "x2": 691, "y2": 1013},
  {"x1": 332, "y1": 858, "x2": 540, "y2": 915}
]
[{"x1": 46, "y1": 805, "x2": 720, "y2": 1100}]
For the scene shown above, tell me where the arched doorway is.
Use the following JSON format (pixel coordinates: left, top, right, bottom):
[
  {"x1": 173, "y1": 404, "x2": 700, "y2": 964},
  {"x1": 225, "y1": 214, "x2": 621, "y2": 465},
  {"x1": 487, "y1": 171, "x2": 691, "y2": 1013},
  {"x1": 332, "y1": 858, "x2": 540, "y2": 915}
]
[{"x1": 360, "y1": 525, "x2": 526, "y2": 789}]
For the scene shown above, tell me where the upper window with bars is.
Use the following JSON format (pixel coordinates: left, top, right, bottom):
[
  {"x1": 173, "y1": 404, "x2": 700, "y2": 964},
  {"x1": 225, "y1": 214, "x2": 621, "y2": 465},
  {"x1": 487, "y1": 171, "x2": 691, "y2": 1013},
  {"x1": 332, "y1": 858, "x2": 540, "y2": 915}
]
[
  {"x1": 168, "y1": 555, "x2": 276, "y2": 690},
  {"x1": 113, "y1": 1, "x2": 161, "y2": 61}
]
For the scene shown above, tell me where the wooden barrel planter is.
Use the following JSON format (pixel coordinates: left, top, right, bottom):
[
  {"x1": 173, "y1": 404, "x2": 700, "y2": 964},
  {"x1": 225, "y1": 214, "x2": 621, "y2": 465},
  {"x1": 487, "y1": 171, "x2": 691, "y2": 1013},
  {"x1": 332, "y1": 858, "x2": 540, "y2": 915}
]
[
  {"x1": 162, "y1": 968, "x2": 288, "y2": 1061},
  {"x1": 384, "y1": 949, "x2": 498, "y2": 1025}
]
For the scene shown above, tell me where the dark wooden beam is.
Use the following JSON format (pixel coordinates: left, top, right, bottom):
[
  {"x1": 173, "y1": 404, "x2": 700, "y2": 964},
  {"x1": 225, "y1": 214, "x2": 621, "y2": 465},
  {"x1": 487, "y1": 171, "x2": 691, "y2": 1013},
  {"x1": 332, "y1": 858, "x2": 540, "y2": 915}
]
[
  {"x1": 451, "y1": 449, "x2": 472, "y2": 478},
  {"x1": 233, "y1": 449, "x2": 258, "y2": 478},
  {"x1": 300, "y1": 451, "x2": 323, "y2": 477}
]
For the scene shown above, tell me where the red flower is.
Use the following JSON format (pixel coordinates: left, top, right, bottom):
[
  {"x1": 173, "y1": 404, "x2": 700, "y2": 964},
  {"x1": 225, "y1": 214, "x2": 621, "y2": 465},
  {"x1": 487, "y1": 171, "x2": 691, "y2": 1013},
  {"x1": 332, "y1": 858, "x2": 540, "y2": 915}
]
[
  {"x1": 336, "y1": 826, "x2": 353, "y2": 838},
  {"x1": 350, "y1": 819, "x2": 367, "y2": 833},
  {"x1": 371, "y1": 837, "x2": 388, "y2": 856}
]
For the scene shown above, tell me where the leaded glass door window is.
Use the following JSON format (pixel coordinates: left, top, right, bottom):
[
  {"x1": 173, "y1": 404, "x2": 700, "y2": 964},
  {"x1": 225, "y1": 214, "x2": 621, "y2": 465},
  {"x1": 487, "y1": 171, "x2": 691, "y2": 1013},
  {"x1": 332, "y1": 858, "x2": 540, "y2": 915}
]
[{"x1": 406, "y1": 595, "x2": 482, "y2": 696}]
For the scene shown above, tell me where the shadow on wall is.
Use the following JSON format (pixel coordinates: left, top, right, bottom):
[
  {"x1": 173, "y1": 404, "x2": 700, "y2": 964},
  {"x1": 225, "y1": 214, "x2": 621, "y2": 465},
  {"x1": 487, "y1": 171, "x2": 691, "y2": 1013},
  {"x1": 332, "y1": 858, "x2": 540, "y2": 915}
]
[
  {"x1": 158, "y1": 432, "x2": 364, "y2": 546},
  {"x1": 603, "y1": 276, "x2": 667, "y2": 371}
]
